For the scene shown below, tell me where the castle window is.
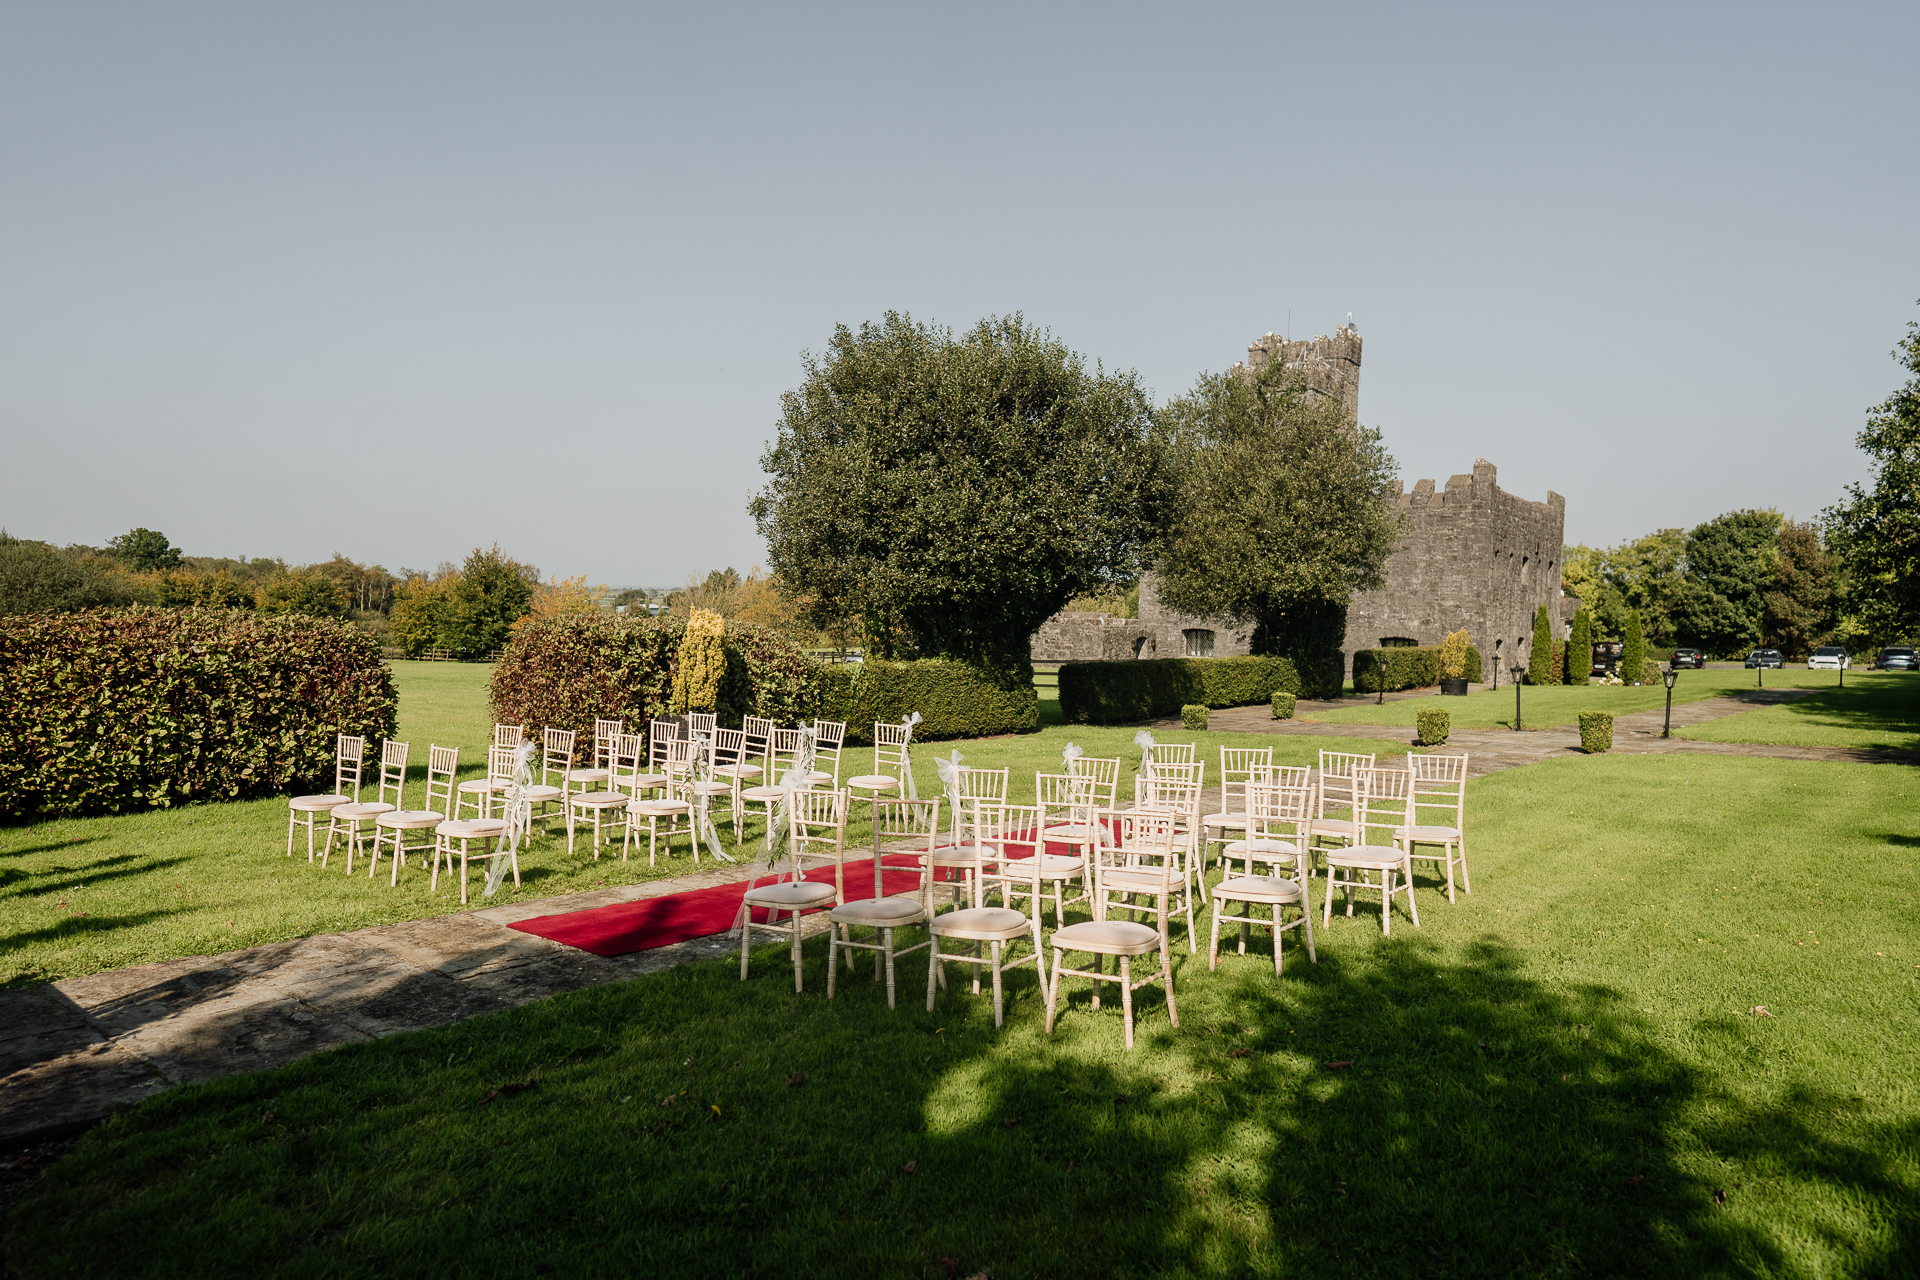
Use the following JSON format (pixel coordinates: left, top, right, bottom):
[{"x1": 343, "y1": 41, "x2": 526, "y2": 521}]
[
  {"x1": 1183, "y1": 629, "x2": 1215, "y2": 658},
  {"x1": 1131, "y1": 636, "x2": 1149, "y2": 659},
  {"x1": 1380, "y1": 636, "x2": 1418, "y2": 648}
]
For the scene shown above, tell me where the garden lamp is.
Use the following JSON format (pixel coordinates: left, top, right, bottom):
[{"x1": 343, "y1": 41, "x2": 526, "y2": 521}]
[
  {"x1": 1662, "y1": 667, "x2": 1678, "y2": 739},
  {"x1": 1509, "y1": 662, "x2": 1528, "y2": 731}
]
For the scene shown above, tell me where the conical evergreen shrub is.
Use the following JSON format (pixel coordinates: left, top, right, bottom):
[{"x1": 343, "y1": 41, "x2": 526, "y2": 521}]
[
  {"x1": 1621, "y1": 609, "x2": 1646, "y2": 685},
  {"x1": 1568, "y1": 609, "x2": 1593, "y2": 684},
  {"x1": 1528, "y1": 603, "x2": 1557, "y2": 684}
]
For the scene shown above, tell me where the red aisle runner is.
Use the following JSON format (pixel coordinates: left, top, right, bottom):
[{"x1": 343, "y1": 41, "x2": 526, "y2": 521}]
[{"x1": 507, "y1": 828, "x2": 1088, "y2": 958}]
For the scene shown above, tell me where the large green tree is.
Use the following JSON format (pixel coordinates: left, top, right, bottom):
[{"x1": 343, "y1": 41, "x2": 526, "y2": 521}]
[
  {"x1": 0, "y1": 534, "x2": 147, "y2": 615},
  {"x1": 1762, "y1": 521, "x2": 1836, "y2": 658},
  {"x1": 1152, "y1": 353, "x2": 1399, "y2": 698},
  {"x1": 440, "y1": 546, "x2": 537, "y2": 655},
  {"x1": 1673, "y1": 509, "x2": 1782, "y2": 656},
  {"x1": 751, "y1": 312, "x2": 1168, "y2": 675},
  {"x1": 106, "y1": 528, "x2": 182, "y2": 573},
  {"x1": 1825, "y1": 307, "x2": 1920, "y2": 643}
]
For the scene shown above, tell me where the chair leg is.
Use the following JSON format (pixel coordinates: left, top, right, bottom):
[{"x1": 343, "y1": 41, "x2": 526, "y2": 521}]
[
  {"x1": 1457, "y1": 836, "x2": 1471, "y2": 893},
  {"x1": 1120, "y1": 954, "x2": 1134, "y2": 1049},
  {"x1": 287, "y1": 812, "x2": 297, "y2": 858},
  {"x1": 1273, "y1": 903, "x2": 1284, "y2": 976},
  {"x1": 926, "y1": 934, "x2": 941, "y2": 1011},
  {"x1": 1302, "y1": 886, "x2": 1318, "y2": 963},
  {"x1": 1045, "y1": 947, "x2": 1063, "y2": 1032},
  {"x1": 1405, "y1": 860, "x2": 1420, "y2": 927},
  {"x1": 883, "y1": 928, "x2": 897, "y2": 1008},
  {"x1": 989, "y1": 941, "x2": 1004, "y2": 1028},
  {"x1": 740, "y1": 917, "x2": 753, "y2": 980},
  {"x1": 1208, "y1": 905, "x2": 1222, "y2": 972},
  {"x1": 789, "y1": 914, "x2": 804, "y2": 993},
  {"x1": 827, "y1": 926, "x2": 839, "y2": 998},
  {"x1": 1161, "y1": 933, "x2": 1178, "y2": 1030}
]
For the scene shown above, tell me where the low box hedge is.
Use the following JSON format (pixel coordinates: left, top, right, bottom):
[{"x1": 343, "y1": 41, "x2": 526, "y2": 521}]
[
  {"x1": 1353, "y1": 643, "x2": 1485, "y2": 694},
  {"x1": 815, "y1": 658, "x2": 1038, "y2": 744},
  {"x1": 1180, "y1": 704, "x2": 1209, "y2": 730},
  {"x1": 1270, "y1": 691, "x2": 1297, "y2": 720},
  {"x1": 1578, "y1": 711, "x2": 1614, "y2": 753},
  {"x1": 1057, "y1": 656, "x2": 1300, "y2": 725},
  {"x1": 0, "y1": 607, "x2": 397, "y2": 818},
  {"x1": 1415, "y1": 708, "x2": 1450, "y2": 746}
]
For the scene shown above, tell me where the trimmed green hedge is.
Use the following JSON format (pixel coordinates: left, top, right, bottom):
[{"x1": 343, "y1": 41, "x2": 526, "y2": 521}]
[
  {"x1": 1352, "y1": 644, "x2": 1485, "y2": 694},
  {"x1": 1416, "y1": 708, "x2": 1450, "y2": 746},
  {"x1": 1270, "y1": 691, "x2": 1296, "y2": 720},
  {"x1": 1180, "y1": 704, "x2": 1209, "y2": 730},
  {"x1": 491, "y1": 614, "x2": 820, "y2": 761},
  {"x1": 0, "y1": 607, "x2": 397, "y2": 818},
  {"x1": 1578, "y1": 711, "x2": 1614, "y2": 753},
  {"x1": 1056, "y1": 656, "x2": 1301, "y2": 725},
  {"x1": 816, "y1": 659, "x2": 1038, "y2": 744}
]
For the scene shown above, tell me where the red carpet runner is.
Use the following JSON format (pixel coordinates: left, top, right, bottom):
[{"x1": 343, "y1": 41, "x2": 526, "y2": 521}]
[{"x1": 506, "y1": 827, "x2": 1087, "y2": 958}]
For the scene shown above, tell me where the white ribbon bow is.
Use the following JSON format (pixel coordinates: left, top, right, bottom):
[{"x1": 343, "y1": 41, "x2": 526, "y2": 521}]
[
  {"x1": 1133, "y1": 729, "x2": 1158, "y2": 780},
  {"x1": 900, "y1": 712, "x2": 921, "y2": 801},
  {"x1": 1062, "y1": 741, "x2": 1083, "y2": 775},
  {"x1": 690, "y1": 732, "x2": 736, "y2": 865},
  {"x1": 484, "y1": 741, "x2": 539, "y2": 897}
]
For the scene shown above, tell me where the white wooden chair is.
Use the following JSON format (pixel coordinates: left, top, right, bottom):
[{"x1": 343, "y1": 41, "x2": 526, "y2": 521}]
[
  {"x1": 528, "y1": 728, "x2": 575, "y2": 829},
  {"x1": 739, "y1": 727, "x2": 807, "y2": 859},
  {"x1": 739, "y1": 787, "x2": 843, "y2": 992},
  {"x1": 566, "y1": 718, "x2": 621, "y2": 793},
  {"x1": 1309, "y1": 750, "x2": 1375, "y2": 855},
  {"x1": 286, "y1": 735, "x2": 364, "y2": 861},
  {"x1": 928, "y1": 765, "x2": 1008, "y2": 908},
  {"x1": 740, "y1": 715, "x2": 775, "y2": 778},
  {"x1": 1210, "y1": 780, "x2": 1317, "y2": 975},
  {"x1": 926, "y1": 802, "x2": 1043, "y2": 1030},
  {"x1": 687, "y1": 712, "x2": 717, "y2": 738},
  {"x1": 828, "y1": 796, "x2": 937, "y2": 1008},
  {"x1": 710, "y1": 726, "x2": 765, "y2": 839},
  {"x1": 371, "y1": 744, "x2": 457, "y2": 885},
  {"x1": 1323, "y1": 768, "x2": 1419, "y2": 935},
  {"x1": 1046, "y1": 809, "x2": 1182, "y2": 1049},
  {"x1": 493, "y1": 723, "x2": 525, "y2": 749},
  {"x1": 432, "y1": 814, "x2": 511, "y2": 904},
  {"x1": 1142, "y1": 741, "x2": 1198, "y2": 776},
  {"x1": 850, "y1": 720, "x2": 913, "y2": 796},
  {"x1": 1400, "y1": 752, "x2": 1471, "y2": 901},
  {"x1": 1133, "y1": 771, "x2": 1205, "y2": 936},
  {"x1": 566, "y1": 736, "x2": 633, "y2": 858},
  {"x1": 455, "y1": 745, "x2": 517, "y2": 820},
  {"x1": 806, "y1": 719, "x2": 846, "y2": 787},
  {"x1": 624, "y1": 733, "x2": 692, "y2": 865},
  {"x1": 1021, "y1": 776, "x2": 1096, "y2": 928},
  {"x1": 1203, "y1": 746, "x2": 1273, "y2": 878},
  {"x1": 326, "y1": 740, "x2": 407, "y2": 872}
]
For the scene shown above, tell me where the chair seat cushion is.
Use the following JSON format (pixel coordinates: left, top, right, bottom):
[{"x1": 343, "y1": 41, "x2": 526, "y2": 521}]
[
  {"x1": 437, "y1": 819, "x2": 504, "y2": 838},
  {"x1": 930, "y1": 906, "x2": 1029, "y2": 940},
  {"x1": 1203, "y1": 812, "x2": 1250, "y2": 829},
  {"x1": 1326, "y1": 844, "x2": 1406, "y2": 870},
  {"x1": 571, "y1": 791, "x2": 629, "y2": 809},
  {"x1": 627, "y1": 773, "x2": 669, "y2": 788},
  {"x1": 802, "y1": 770, "x2": 834, "y2": 787},
  {"x1": 1220, "y1": 838, "x2": 1299, "y2": 857},
  {"x1": 689, "y1": 781, "x2": 732, "y2": 796},
  {"x1": 1040, "y1": 822, "x2": 1099, "y2": 842},
  {"x1": 332, "y1": 802, "x2": 394, "y2": 820},
  {"x1": 712, "y1": 764, "x2": 764, "y2": 779},
  {"x1": 525, "y1": 785, "x2": 564, "y2": 802},
  {"x1": 1395, "y1": 825, "x2": 1462, "y2": 842},
  {"x1": 1051, "y1": 919, "x2": 1160, "y2": 955},
  {"x1": 743, "y1": 880, "x2": 836, "y2": 909},
  {"x1": 930, "y1": 843, "x2": 997, "y2": 868},
  {"x1": 830, "y1": 896, "x2": 926, "y2": 926},
  {"x1": 994, "y1": 853, "x2": 1083, "y2": 878},
  {"x1": 1101, "y1": 868, "x2": 1175, "y2": 893},
  {"x1": 1216, "y1": 875, "x2": 1305, "y2": 903},
  {"x1": 456, "y1": 779, "x2": 496, "y2": 794},
  {"x1": 630, "y1": 799, "x2": 691, "y2": 816},
  {"x1": 566, "y1": 768, "x2": 611, "y2": 784},
  {"x1": 376, "y1": 809, "x2": 445, "y2": 828},
  {"x1": 847, "y1": 774, "x2": 900, "y2": 791},
  {"x1": 289, "y1": 794, "x2": 351, "y2": 811},
  {"x1": 739, "y1": 785, "x2": 790, "y2": 801},
  {"x1": 1309, "y1": 818, "x2": 1357, "y2": 835}
]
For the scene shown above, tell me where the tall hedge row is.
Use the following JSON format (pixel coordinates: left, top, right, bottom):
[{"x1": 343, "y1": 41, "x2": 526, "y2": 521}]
[
  {"x1": 1057, "y1": 656, "x2": 1300, "y2": 725},
  {"x1": 490, "y1": 614, "x2": 821, "y2": 760},
  {"x1": 1351, "y1": 643, "x2": 1485, "y2": 694},
  {"x1": 817, "y1": 659, "x2": 1039, "y2": 744},
  {"x1": 0, "y1": 607, "x2": 398, "y2": 818}
]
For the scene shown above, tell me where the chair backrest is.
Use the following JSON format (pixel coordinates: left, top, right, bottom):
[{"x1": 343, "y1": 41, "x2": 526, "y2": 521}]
[
  {"x1": 1220, "y1": 746, "x2": 1274, "y2": 814},
  {"x1": 788, "y1": 786, "x2": 847, "y2": 865},
  {"x1": 1068, "y1": 754, "x2": 1122, "y2": 806},
  {"x1": 424, "y1": 745, "x2": 459, "y2": 815},
  {"x1": 541, "y1": 728, "x2": 577, "y2": 788},
  {"x1": 1356, "y1": 767, "x2": 1412, "y2": 846},
  {"x1": 687, "y1": 712, "x2": 717, "y2": 737},
  {"x1": 609, "y1": 732, "x2": 647, "y2": 793},
  {"x1": 493, "y1": 723, "x2": 525, "y2": 749},
  {"x1": 742, "y1": 715, "x2": 775, "y2": 769},
  {"x1": 1135, "y1": 761, "x2": 1204, "y2": 809},
  {"x1": 592, "y1": 718, "x2": 623, "y2": 769},
  {"x1": 1318, "y1": 750, "x2": 1376, "y2": 818},
  {"x1": 375, "y1": 739, "x2": 410, "y2": 809},
  {"x1": 486, "y1": 744, "x2": 518, "y2": 788},
  {"x1": 1255, "y1": 763, "x2": 1313, "y2": 789},
  {"x1": 810, "y1": 720, "x2": 845, "y2": 784},
  {"x1": 1407, "y1": 752, "x2": 1468, "y2": 828},
  {"x1": 873, "y1": 721, "x2": 913, "y2": 778},
  {"x1": 1244, "y1": 781, "x2": 1314, "y2": 868},
  {"x1": 769, "y1": 727, "x2": 807, "y2": 779},
  {"x1": 335, "y1": 734, "x2": 366, "y2": 800},
  {"x1": 650, "y1": 720, "x2": 684, "y2": 772},
  {"x1": 664, "y1": 736, "x2": 700, "y2": 783},
  {"x1": 1094, "y1": 807, "x2": 1180, "y2": 892},
  {"x1": 982, "y1": 801, "x2": 1047, "y2": 896},
  {"x1": 873, "y1": 795, "x2": 940, "y2": 912},
  {"x1": 712, "y1": 727, "x2": 748, "y2": 770},
  {"x1": 1035, "y1": 771, "x2": 1100, "y2": 831}
]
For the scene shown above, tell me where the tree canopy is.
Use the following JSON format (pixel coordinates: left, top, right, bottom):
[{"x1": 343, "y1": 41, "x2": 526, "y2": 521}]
[
  {"x1": 1151, "y1": 353, "x2": 1399, "y2": 696},
  {"x1": 751, "y1": 312, "x2": 1168, "y2": 673},
  {"x1": 1825, "y1": 306, "x2": 1920, "y2": 642},
  {"x1": 106, "y1": 528, "x2": 182, "y2": 573},
  {"x1": 1672, "y1": 509, "x2": 1783, "y2": 655}
]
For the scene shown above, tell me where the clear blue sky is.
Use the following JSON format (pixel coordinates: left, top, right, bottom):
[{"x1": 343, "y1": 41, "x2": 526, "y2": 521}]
[{"x1": 4, "y1": 1, "x2": 1915, "y2": 585}]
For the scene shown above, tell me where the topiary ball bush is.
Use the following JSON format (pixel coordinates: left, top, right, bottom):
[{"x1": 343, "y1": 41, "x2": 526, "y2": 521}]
[
  {"x1": 1578, "y1": 711, "x2": 1614, "y2": 753},
  {"x1": 1270, "y1": 691, "x2": 1297, "y2": 720},
  {"x1": 1180, "y1": 704, "x2": 1209, "y2": 730},
  {"x1": 1415, "y1": 708, "x2": 1450, "y2": 746}
]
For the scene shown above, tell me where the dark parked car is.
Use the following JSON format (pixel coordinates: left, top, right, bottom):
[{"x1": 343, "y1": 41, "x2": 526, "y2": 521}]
[
  {"x1": 1872, "y1": 646, "x2": 1917, "y2": 671},
  {"x1": 1744, "y1": 649, "x2": 1784, "y2": 669},
  {"x1": 1670, "y1": 648, "x2": 1706, "y2": 669}
]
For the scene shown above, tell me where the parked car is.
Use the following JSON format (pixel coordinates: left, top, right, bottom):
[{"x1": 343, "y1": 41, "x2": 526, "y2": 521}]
[
  {"x1": 1807, "y1": 646, "x2": 1851, "y2": 670},
  {"x1": 1744, "y1": 649, "x2": 1784, "y2": 669},
  {"x1": 1871, "y1": 646, "x2": 1917, "y2": 671},
  {"x1": 1670, "y1": 648, "x2": 1706, "y2": 669}
]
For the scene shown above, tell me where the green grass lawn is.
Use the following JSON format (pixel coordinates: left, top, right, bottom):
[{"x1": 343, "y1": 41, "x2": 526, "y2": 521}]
[
  {"x1": 8, "y1": 753, "x2": 1917, "y2": 1277},
  {"x1": 1303, "y1": 667, "x2": 1850, "y2": 730},
  {"x1": 1679, "y1": 674, "x2": 1920, "y2": 751},
  {"x1": 0, "y1": 664, "x2": 1403, "y2": 987}
]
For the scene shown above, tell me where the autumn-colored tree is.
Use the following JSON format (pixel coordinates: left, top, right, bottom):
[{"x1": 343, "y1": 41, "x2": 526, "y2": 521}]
[{"x1": 670, "y1": 607, "x2": 726, "y2": 713}]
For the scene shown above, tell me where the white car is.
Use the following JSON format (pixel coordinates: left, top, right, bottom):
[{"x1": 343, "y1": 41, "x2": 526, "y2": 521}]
[{"x1": 1807, "y1": 646, "x2": 1851, "y2": 670}]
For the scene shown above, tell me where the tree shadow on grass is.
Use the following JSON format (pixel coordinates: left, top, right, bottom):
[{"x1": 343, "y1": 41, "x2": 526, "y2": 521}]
[
  {"x1": 0, "y1": 854, "x2": 187, "y2": 898},
  {"x1": 0, "y1": 908, "x2": 186, "y2": 953},
  {"x1": 8, "y1": 934, "x2": 1915, "y2": 1278},
  {"x1": 0, "y1": 836, "x2": 107, "y2": 860}
]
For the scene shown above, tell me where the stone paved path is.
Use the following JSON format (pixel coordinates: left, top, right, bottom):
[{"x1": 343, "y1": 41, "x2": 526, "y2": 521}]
[{"x1": 6, "y1": 685, "x2": 1913, "y2": 1146}]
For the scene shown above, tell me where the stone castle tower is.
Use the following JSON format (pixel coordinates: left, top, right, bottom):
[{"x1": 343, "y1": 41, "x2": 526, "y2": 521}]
[{"x1": 1030, "y1": 324, "x2": 1569, "y2": 680}]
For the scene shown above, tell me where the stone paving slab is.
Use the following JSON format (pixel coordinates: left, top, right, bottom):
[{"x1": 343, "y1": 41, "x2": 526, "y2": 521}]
[{"x1": 7, "y1": 688, "x2": 1912, "y2": 1147}]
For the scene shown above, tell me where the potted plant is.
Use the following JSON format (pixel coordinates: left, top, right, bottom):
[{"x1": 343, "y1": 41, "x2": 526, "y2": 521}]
[{"x1": 1438, "y1": 628, "x2": 1473, "y2": 696}]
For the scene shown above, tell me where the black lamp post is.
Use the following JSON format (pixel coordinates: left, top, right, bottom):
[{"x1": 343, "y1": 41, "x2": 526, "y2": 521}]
[
  {"x1": 1662, "y1": 666, "x2": 1678, "y2": 738},
  {"x1": 1757, "y1": 656, "x2": 1764, "y2": 689},
  {"x1": 1510, "y1": 662, "x2": 1528, "y2": 730}
]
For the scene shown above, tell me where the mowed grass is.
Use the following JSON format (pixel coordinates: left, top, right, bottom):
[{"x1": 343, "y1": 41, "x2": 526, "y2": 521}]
[
  {"x1": 0, "y1": 663, "x2": 1403, "y2": 987},
  {"x1": 8, "y1": 754, "x2": 1918, "y2": 1278},
  {"x1": 1302, "y1": 666, "x2": 1844, "y2": 730},
  {"x1": 1679, "y1": 673, "x2": 1920, "y2": 751}
]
